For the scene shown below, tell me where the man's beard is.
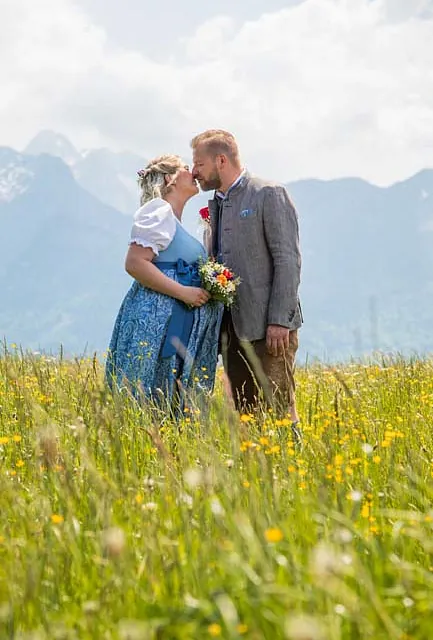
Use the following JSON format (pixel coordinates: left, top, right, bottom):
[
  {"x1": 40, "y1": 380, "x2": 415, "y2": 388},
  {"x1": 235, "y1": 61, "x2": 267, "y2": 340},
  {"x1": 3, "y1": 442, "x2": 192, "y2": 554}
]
[{"x1": 200, "y1": 170, "x2": 222, "y2": 191}]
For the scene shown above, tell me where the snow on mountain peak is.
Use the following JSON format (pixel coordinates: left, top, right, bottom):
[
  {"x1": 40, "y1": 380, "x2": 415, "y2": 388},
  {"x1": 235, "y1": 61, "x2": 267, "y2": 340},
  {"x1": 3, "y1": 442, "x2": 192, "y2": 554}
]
[{"x1": 0, "y1": 159, "x2": 33, "y2": 203}]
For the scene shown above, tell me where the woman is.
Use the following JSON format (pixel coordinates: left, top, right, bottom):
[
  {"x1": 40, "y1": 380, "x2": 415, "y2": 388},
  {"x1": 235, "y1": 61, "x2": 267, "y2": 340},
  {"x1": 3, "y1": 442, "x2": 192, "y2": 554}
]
[{"x1": 106, "y1": 155, "x2": 223, "y2": 407}]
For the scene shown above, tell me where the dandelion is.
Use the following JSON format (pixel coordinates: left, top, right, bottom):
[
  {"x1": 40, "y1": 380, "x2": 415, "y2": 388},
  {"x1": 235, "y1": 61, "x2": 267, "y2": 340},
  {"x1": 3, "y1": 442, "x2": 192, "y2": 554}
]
[
  {"x1": 210, "y1": 498, "x2": 225, "y2": 516},
  {"x1": 0, "y1": 437, "x2": 9, "y2": 445},
  {"x1": 184, "y1": 467, "x2": 203, "y2": 489},
  {"x1": 12, "y1": 435, "x2": 22, "y2": 443},
  {"x1": 16, "y1": 460, "x2": 24, "y2": 468},
  {"x1": 51, "y1": 514, "x2": 64, "y2": 524},
  {"x1": 347, "y1": 490, "x2": 362, "y2": 502},
  {"x1": 237, "y1": 624, "x2": 248, "y2": 634},
  {"x1": 82, "y1": 601, "x2": 99, "y2": 614},
  {"x1": 285, "y1": 614, "x2": 324, "y2": 640},
  {"x1": 143, "y1": 502, "x2": 158, "y2": 511},
  {"x1": 264, "y1": 527, "x2": 284, "y2": 543},
  {"x1": 240, "y1": 414, "x2": 252, "y2": 423},
  {"x1": 207, "y1": 623, "x2": 222, "y2": 636},
  {"x1": 102, "y1": 527, "x2": 126, "y2": 558},
  {"x1": 361, "y1": 443, "x2": 373, "y2": 455},
  {"x1": 361, "y1": 504, "x2": 370, "y2": 519},
  {"x1": 310, "y1": 542, "x2": 345, "y2": 579},
  {"x1": 334, "y1": 528, "x2": 353, "y2": 544}
]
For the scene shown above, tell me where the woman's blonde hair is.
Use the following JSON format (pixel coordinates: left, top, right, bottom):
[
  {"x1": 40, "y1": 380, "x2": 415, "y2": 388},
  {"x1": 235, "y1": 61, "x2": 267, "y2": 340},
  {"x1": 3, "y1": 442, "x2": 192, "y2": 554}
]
[{"x1": 137, "y1": 154, "x2": 184, "y2": 205}]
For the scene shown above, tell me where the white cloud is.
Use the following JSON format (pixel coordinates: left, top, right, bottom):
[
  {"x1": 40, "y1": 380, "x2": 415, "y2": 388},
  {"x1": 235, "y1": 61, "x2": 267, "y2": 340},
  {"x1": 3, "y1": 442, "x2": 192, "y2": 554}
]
[
  {"x1": 183, "y1": 16, "x2": 236, "y2": 61},
  {"x1": 0, "y1": 0, "x2": 433, "y2": 185}
]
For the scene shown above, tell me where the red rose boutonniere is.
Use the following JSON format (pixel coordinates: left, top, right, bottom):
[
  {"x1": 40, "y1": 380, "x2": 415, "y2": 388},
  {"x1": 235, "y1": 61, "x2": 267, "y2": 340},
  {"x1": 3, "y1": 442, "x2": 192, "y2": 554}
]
[{"x1": 199, "y1": 206, "x2": 211, "y2": 225}]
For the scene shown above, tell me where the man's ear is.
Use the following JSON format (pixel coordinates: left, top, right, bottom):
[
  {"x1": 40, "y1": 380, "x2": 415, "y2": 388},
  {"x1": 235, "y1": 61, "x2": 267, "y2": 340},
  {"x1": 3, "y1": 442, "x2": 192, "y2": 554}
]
[{"x1": 216, "y1": 154, "x2": 226, "y2": 170}]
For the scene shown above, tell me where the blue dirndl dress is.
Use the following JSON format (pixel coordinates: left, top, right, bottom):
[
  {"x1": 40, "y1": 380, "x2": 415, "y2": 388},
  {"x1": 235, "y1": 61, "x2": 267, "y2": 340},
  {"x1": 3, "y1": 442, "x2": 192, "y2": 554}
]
[{"x1": 106, "y1": 217, "x2": 223, "y2": 404}]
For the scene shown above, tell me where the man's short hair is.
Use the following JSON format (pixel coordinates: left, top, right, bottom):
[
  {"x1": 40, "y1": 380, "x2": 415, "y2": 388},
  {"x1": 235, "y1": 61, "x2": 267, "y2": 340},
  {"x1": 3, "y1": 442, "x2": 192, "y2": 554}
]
[{"x1": 190, "y1": 129, "x2": 240, "y2": 164}]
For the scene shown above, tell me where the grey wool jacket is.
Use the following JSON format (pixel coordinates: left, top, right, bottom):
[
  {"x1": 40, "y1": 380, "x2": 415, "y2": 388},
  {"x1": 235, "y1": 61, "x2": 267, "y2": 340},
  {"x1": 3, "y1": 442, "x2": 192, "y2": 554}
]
[{"x1": 204, "y1": 171, "x2": 302, "y2": 341}]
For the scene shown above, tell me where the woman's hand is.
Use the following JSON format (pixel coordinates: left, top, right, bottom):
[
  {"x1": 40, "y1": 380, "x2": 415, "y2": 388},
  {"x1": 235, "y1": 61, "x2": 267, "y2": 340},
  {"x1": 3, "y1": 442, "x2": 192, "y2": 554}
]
[{"x1": 180, "y1": 286, "x2": 210, "y2": 307}]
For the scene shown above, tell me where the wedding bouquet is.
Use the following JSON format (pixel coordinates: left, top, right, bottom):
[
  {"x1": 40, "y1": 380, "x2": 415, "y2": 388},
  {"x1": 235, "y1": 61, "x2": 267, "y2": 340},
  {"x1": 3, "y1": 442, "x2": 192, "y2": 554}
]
[{"x1": 199, "y1": 258, "x2": 241, "y2": 307}]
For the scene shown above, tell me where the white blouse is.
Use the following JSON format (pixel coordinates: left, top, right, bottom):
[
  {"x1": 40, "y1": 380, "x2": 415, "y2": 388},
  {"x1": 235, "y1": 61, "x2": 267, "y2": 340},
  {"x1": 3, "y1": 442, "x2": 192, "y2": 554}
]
[{"x1": 129, "y1": 198, "x2": 177, "y2": 255}]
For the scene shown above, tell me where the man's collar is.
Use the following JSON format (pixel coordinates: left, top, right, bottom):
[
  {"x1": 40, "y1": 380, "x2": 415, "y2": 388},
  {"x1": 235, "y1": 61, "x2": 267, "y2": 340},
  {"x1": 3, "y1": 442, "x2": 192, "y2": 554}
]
[{"x1": 216, "y1": 169, "x2": 247, "y2": 200}]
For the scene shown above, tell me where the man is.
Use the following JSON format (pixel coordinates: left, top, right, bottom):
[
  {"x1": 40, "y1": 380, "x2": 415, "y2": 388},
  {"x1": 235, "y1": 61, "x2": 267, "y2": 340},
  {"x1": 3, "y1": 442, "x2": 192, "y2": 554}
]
[{"x1": 191, "y1": 130, "x2": 302, "y2": 435}]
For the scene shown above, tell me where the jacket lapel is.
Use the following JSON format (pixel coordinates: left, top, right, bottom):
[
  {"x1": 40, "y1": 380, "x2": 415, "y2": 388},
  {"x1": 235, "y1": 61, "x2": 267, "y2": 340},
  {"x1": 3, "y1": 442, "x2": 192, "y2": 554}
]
[
  {"x1": 208, "y1": 198, "x2": 218, "y2": 228},
  {"x1": 207, "y1": 198, "x2": 218, "y2": 258}
]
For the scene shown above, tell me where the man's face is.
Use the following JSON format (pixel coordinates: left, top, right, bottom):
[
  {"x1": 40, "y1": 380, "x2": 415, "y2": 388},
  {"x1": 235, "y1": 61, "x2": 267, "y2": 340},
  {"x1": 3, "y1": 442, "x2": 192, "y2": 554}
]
[{"x1": 192, "y1": 145, "x2": 222, "y2": 192}]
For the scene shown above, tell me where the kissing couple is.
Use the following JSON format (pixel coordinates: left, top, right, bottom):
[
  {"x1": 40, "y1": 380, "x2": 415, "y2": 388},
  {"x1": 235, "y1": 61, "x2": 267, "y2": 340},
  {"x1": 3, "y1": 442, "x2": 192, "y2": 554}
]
[{"x1": 106, "y1": 129, "x2": 302, "y2": 435}]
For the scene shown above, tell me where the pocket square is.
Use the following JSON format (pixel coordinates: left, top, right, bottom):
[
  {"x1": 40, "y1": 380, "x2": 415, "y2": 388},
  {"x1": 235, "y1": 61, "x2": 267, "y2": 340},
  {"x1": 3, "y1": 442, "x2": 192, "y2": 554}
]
[{"x1": 240, "y1": 208, "x2": 254, "y2": 218}]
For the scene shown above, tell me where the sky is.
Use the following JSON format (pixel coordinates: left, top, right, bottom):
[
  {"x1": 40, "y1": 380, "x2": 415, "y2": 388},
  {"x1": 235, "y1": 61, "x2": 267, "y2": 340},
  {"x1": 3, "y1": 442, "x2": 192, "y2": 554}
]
[{"x1": 0, "y1": 0, "x2": 432, "y2": 185}]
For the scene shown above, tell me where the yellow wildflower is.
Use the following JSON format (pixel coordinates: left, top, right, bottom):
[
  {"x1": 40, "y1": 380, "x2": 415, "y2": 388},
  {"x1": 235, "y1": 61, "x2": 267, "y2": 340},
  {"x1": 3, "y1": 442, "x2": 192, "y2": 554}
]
[
  {"x1": 208, "y1": 623, "x2": 222, "y2": 637},
  {"x1": 51, "y1": 514, "x2": 64, "y2": 524},
  {"x1": 264, "y1": 527, "x2": 284, "y2": 543},
  {"x1": 361, "y1": 504, "x2": 370, "y2": 519}
]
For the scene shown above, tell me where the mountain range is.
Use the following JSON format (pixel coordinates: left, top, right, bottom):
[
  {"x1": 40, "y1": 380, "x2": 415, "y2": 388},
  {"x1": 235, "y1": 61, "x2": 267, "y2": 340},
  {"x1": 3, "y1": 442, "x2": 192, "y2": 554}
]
[{"x1": 1, "y1": 130, "x2": 432, "y2": 361}]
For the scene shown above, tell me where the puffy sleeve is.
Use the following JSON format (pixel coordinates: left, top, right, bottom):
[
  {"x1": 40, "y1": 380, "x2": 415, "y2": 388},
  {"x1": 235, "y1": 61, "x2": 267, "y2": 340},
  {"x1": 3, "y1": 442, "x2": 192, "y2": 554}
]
[{"x1": 129, "y1": 198, "x2": 176, "y2": 255}]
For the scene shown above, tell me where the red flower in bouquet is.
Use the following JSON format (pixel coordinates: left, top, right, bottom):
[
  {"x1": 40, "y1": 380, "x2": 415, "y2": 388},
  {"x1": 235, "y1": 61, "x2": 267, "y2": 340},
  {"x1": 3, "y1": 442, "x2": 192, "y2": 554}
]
[
  {"x1": 199, "y1": 206, "x2": 211, "y2": 224},
  {"x1": 223, "y1": 269, "x2": 233, "y2": 280}
]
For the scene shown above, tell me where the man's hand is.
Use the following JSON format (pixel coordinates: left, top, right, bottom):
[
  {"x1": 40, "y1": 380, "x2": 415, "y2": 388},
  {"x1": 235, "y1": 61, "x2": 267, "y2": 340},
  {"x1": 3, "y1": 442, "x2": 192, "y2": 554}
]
[{"x1": 266, "y1": 324, "x2": 291, "y2": 357}]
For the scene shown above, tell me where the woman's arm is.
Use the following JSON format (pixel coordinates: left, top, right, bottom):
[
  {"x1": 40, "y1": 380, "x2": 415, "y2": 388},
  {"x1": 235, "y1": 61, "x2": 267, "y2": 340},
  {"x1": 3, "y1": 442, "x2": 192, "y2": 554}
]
[{"x1": 125, "y1": 244, "x2": 209, "y2": 307}]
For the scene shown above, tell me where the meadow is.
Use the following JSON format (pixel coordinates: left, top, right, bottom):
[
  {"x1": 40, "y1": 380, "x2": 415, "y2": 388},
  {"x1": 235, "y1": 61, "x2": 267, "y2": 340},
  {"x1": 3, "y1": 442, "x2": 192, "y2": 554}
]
[{"x1": 1, "y1": 346, "x2": 433, "y2": 639}]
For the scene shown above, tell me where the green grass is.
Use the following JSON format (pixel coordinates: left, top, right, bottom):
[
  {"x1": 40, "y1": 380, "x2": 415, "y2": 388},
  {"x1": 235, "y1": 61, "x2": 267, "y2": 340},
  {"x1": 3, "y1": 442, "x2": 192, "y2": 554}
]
[{"x1": 1, "y1": 346, "x2": 433, "y2": 639}]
